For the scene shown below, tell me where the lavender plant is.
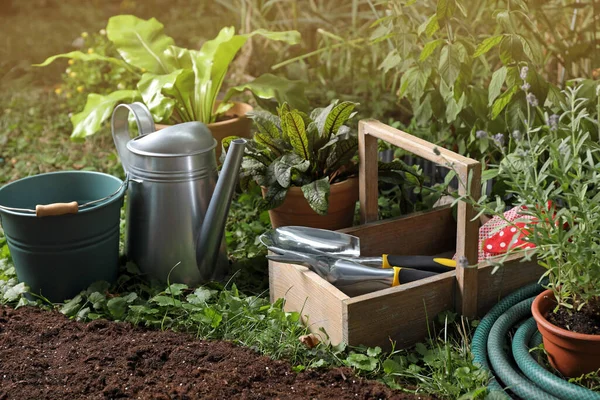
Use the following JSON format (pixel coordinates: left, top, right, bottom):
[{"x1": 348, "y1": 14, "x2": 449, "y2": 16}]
[{"x1": 452, "y1": 81, "x2": 600, "y2": 316}]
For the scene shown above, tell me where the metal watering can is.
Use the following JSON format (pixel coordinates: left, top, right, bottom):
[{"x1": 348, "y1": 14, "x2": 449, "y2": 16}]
[{"x1": 111, "y1": 103, "x2": 246, "y2": 285}]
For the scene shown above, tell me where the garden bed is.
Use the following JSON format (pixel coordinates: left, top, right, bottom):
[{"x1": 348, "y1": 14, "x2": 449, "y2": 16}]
[{"x1": 0, "y1": 306, "x2": 429, "y2": 400}]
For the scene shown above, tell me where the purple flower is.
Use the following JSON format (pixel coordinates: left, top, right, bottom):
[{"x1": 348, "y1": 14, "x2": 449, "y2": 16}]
[
  {"x1": 512, "y1": 130, "x2": 521, "y2": 140},
  {"x1": 521, "y1": 82, "x2": 531, "y2": 91},
  {"x1": 526, "y1": 93, "x2": 538, "y2": 107},
  {"x1": 520, "y1": 66, "x2": 529, "y2": 81},
  {"x1": 493, "y1": 133, "x2": 505, "y2": 147},
  {"x1": 476, "y1": 130, "x2": 488, "y2": 139},
  {"x1": 548, "y1": 114, "x2": 559, "y2": 131}
]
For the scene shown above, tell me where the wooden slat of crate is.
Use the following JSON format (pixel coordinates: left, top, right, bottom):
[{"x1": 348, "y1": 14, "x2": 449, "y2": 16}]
[
  {"x1": 340, "y1": 206, "x2": 456, "y2": 257},
  {"x1": 269, "y1": 261, "x2": 350, "y2": 345},
  {"x1": 476, "y1": 253, "x2": 545, "y2": 315},
  {"x1": 345, "y1": 272, "x2": 455, "y2": 348}
]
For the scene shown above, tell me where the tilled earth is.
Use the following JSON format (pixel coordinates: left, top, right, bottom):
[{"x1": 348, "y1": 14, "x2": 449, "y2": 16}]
[{"x1": 0, "y1": 306, "x2": 431, "y2": 400}]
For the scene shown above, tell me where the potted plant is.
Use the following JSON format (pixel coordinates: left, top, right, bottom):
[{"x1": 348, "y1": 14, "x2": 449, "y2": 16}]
[
  {"x1": 455, "y1": 82, "x2": 600, "y2": 377},
  {"x1": 36, "y1": 15, "x2": 308, "y2": 156},
  {"x1": 224, "y1": 100, "x2": 360, "y2": 230}
]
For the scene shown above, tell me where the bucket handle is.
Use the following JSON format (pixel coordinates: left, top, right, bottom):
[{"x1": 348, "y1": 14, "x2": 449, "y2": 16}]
[{"x1": 0, "y1": 175, "x2": 129, "y2": 217}]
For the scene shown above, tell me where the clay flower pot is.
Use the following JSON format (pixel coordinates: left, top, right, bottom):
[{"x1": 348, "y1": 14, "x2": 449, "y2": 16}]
[
  {"x1": 262, "y1": 177, "x2": 359, "y2": 230},
  {"x1": 156, "y1": 101, "x2": 253, "y2": 159},
  {"x1": 531, "y1": 289, "x2": 600, "y2": 377}
]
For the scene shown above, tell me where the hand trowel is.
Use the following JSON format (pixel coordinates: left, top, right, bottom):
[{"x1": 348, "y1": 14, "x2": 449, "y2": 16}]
[{"x1": 260, "y1": 226, "x2": 456, "y2": 273}]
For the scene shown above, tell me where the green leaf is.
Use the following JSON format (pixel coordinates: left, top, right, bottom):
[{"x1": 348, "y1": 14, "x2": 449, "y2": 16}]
[
  {"x1": 284, "y1": 110, "x2": 310, "y2": 159},
  {"x1": 488, "y1": 66, "x2": 507, "y2": 106},
  {"x1": 107, "y1": 297, "x2": 127, "y2": 320},
  {"x1": 367, "y1": 346, "x2": 382, "y2": 357},
  {"x1": 165, "y1": 283, "x2": 188, "y2": 296},
  {"x1": 223, "y1": 73, "x2": 308, "y2": 113},
  {"x1": 491, "y1": 85, "x2": 518, "y2": 119},
  {"x1": 499, "y1": 34, "x2": 526, "y2": 64},
  {"x1": 203, "y1": 308, "x2": 223, "y2": 328},
  {"x1": 399, "y1": 66, "x2": 431, "y2": 101},
  {"x1": 346, "y1": 353, "x2": 377, "y2": 372},
  {"x1": 263, "y1": 184, "x2": 288, "y2": 210},
  {"x1": 137, "y1": 70, "x2": 187, "y2": 123},
  {"x1": 33, "y1": 51, "x2": 133, "y2": 71},
  {"x1": 301, "y1": 177, "x2": 330, "y2": 215},
  {"x1": 150, "y1": 295, "x2": 182, "y2": 307},
  {"x1": 325, "y1": 135, "x2": 358, "y2": 173},
  {"x1": 186, "y1": 287, "x2": 213, "y2": 304},
  {"x1": 60, "y1": 294, "x2": 83, "y2": 316},
  {"x1": 3, "y1": 282, "x2": 27, "y2": 302},
  {"x1": 419, "y1": 39, "x2": 444, "y2": 62},
  {"x1": 273, "y1": 153, "x2": 310, "y2": 188},
  {"x1": 323, "y1": 101, "x2": 357, "y2": 138},
  {"x1": 473, "y1": 35, "x2": 504, "y2": 58},
  {"x1": 107, "y1": 15, "x2": 176, "y2": 74},
  {"x1": 379, "y1": 50, "x2": 402, "y2": 73},
  {"x1": 70, "y1": 90, "x2": 140, "y2": 140},
  {"x1": 439, "y1": 44, "x2": 461, "y2": 86},
  {"x1": 425, "y1": 15, "x2": 440, "y2": 37},
  {"x1": 383, "y1": 358, "x2": 402, "y2": 374},
  {"x1": 192, "y1": 27, "x2": 301, "y2": 123},
  {"x1": 436, "y1": 0, "x2": 456, "y2": 20}
]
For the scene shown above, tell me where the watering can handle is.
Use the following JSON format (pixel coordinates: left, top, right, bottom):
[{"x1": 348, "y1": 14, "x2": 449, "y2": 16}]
[{"x1": 111, "y1": 102, "x2": 156, "y2": 174}]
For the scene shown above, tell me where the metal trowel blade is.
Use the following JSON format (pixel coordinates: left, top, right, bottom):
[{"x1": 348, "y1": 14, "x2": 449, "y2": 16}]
[{"x1": 261, "y1": 226, "x2": 361, "y2": 257}]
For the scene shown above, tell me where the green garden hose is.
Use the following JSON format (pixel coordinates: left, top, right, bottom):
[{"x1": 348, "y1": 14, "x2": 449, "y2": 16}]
[
  {"x1": 471, "y1": 282, "x2": 543, "y2": 397},
  {"x1": 472, "y1": 282, "x2": 600, "y2": 400},
  {"x1": 487, "y1": 298, "x2": 560, "y2": 400},
  {"x1": 512, "y1": 318, "x2": 600, "y2": 400}
]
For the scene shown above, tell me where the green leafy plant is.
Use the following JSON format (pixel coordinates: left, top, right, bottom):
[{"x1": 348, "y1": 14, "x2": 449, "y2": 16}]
[
  {"x1": 228, "y1": 100, "x2": 360, "y2": 215},
  {"x1": 454, "y1": 82, "x2": 600, "y2": 317},
  {"x1": 366, "y1": 0, "x2": 600, "y2": 161},
  {"x1": 36, "y1": 15, "x2": 307, "y2": 140}
]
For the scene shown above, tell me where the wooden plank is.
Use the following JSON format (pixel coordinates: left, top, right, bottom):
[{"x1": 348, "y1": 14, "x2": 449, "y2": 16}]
[
  {"x1": 360, "y1": 119, "x2": 478, "y2": 169},
  {"x1": 476, "y1": 253, "x2": 544, "y2": 315},
  {"x1": 454, "y1": 162, "x2": 482, "y2": 318},
  {"x1": 344, "y1": 272, "x2": 456, "y2": 349},
  {"x1": 358, "y1": 120, "x2": 379, "y2": 224},
  {"x1": 269, "y1": 260, "x2": 349, "y2": 345},
  {"x1": 340, "y1": 206, "x2": 456, "y2": 257}
]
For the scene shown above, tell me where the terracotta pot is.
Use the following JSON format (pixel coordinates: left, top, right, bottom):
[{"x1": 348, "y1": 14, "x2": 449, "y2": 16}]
[
  {"x1": 531, "y1": 289, "x2": 600, "y2": 377},
  {"x1": 262, "y1": 177, "x2": 359, "y2": 230},
  {"x1": 155, "y1": 101, "x2": 253, "y2": 159}
]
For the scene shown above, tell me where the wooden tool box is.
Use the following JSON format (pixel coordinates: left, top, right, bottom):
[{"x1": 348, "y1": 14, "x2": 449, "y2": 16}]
[{"x1": 268, "y1": 120, "x2": 544, "y2": 349}]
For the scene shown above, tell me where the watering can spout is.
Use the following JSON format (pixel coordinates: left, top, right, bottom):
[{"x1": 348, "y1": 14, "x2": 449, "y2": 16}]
[{"x1": 196, "y1": 138, "x2": 247, "y2": 280}]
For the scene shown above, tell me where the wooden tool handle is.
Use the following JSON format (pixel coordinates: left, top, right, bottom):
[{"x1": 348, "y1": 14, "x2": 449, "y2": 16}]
[
  {"x1": 358, "y1": 119, "x2": 481, "y2": 317},
  {"x1": 35, "y1": 202, "x2": 78, "y2": 217}
]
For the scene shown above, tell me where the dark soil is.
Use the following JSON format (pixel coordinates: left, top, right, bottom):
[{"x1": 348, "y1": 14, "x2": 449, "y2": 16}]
[
  {"x1": 0, "y1": 306, "x2": 430, "y2": 400},
  {"x1": 547, "y1": 306, "x2": 600, "y2": 335}
]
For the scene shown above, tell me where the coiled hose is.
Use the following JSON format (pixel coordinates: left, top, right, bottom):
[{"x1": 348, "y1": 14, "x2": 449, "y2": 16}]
[{"x1": 471, "y1": 283, "x2": 600, "y2": 400}]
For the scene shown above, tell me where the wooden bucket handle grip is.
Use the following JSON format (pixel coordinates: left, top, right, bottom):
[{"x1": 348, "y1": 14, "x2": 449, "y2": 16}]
[
  {"x1": 357, "y1": 119, "x2": 482, "y2": 317},
  {"x1": 35, "y1": 202, "x2": 79, "y2": 217}
]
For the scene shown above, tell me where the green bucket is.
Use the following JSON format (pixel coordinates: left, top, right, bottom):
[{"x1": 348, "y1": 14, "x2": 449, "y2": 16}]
[{"x1": 0, "y1": 171, "x2": 126, "y2": 302}]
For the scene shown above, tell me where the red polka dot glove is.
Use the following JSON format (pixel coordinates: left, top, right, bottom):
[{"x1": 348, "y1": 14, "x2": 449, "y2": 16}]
[{"x1": 478, "y1": 206, "x2": 536, "y2": 262}]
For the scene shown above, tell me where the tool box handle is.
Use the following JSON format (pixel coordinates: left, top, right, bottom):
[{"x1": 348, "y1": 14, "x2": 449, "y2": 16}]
[{"x1": 358, "y1": 119, "x2": 481, "y2": 317}]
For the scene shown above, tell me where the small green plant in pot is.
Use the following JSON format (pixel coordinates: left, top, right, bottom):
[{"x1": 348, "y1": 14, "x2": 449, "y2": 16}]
[
  {"x1": 36, "y1": 15, "x2": 308, "y2": 150},
  {"x1": 224, "y1": 100, "x2": 360, "y2": 230},
  {"x1": 453, "y1": 81, "x2": 600, "y2": 378}
]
